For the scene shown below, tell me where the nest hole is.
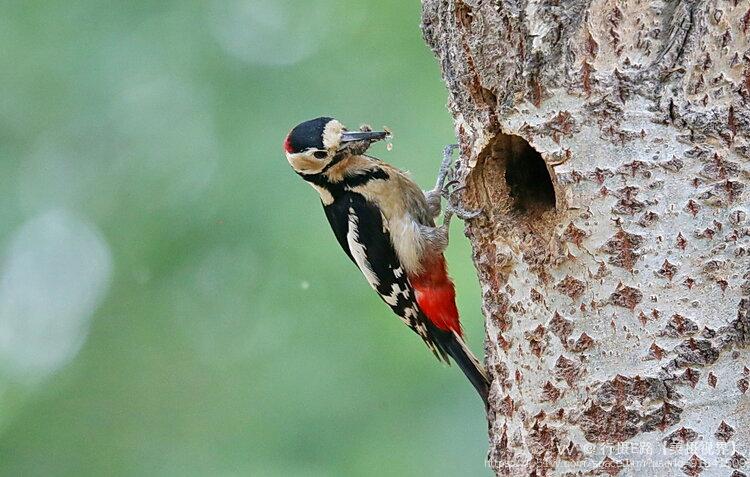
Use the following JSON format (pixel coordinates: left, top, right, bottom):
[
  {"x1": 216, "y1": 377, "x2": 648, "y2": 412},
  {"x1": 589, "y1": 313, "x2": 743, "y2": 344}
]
[
  {"x1": 477, "y1": 133, "x2": 557, "y2": 217},
  {"x1": 505, "y1": 136, "x2": 556, "y2": 212}
]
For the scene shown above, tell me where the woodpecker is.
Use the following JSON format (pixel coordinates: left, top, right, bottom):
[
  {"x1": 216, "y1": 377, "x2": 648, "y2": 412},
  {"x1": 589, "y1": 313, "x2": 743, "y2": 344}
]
[{"x1": 283, "y1": 117, "x2": 489, "y2": 405}]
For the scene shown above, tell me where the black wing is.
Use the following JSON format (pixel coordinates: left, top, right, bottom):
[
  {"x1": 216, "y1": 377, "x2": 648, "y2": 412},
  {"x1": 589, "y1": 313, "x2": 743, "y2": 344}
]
[{"x1": 323, "y1": 192, "x2": 451, "y2": 362}]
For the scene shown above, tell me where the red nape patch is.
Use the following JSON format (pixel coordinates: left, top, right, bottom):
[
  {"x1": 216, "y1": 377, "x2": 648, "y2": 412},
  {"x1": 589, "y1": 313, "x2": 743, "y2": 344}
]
[
  {"x1": 409, "y1": 255, "x2": 462, "y2": 335},
  {"x1": 283, "y1": 134, "x2": 294, "y2": 153}
]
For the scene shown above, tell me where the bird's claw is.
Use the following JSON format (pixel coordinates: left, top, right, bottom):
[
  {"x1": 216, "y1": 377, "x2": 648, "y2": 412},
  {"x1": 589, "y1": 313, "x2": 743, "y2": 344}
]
[
  {"x1": 445, "y1": 201, "x2": 483, "y2": 221},
  {"x1": 433, "y1": 143, "x2": 459, "y2": 192},
  {"x1": 441, "y1": 179, "x2": 462, "y2": 200},
  {"x1": 442, "y1": 144, "x2": 459, "y2": 160},
  {"x1": 431, "y1": 143, "x2": 482, "y2": 221}
]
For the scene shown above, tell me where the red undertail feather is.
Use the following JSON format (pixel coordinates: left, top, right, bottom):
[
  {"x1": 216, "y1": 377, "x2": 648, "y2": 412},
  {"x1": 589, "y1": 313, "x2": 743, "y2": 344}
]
[{"x1": 409, "y1": 255, "x2": 462, "y2": 336}]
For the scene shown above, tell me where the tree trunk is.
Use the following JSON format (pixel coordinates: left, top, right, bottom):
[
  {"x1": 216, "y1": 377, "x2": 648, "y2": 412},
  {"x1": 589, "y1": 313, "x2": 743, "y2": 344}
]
[{"x1": 421, "y1": 1, "x2": 749, "y2": 475}]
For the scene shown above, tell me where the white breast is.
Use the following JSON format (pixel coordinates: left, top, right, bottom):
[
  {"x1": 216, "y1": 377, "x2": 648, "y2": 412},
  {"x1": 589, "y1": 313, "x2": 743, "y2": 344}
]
[{"x1": 386, "y1": 213, "x2": 426, "y2": 274}]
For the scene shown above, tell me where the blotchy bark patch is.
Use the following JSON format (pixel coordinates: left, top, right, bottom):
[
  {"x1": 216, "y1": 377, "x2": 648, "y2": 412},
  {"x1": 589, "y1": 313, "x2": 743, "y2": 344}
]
[
  {"x1": 593, "y1": 374, "x2": 671, "y2": 406},
  {"x1": 601, "y1": 228, "x2": 644, "y2": 271},
  {"x1": 555, "y1": 275, "x2": 586, "y2": 300},
  {"x1": 554, "y1": 355, "x2": 584, "y2": 386},
  {"x1": 664, "y1": 427, "x2": 698, "y2": 448},
  {"x1": 579, "y1": 403, "x2": 640, "y2": 443},
  {"x1": 609, "y1": 283, "x2": 643, "y2": 310}
]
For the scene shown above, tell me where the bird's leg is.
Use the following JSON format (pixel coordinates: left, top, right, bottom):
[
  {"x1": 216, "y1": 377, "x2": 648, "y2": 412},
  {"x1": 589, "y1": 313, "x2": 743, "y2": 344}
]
[
  {"x1": 432, "y1": 145, "x2": 461, "y2": 251},
  {"x1": 425, "y1": 144, "x2": 459, "y2": 219},
  {"x1": 435, "y1": 144, "x2": 459, "y2": 191},
  {"x1": 425, "y1": 144, "x2": 483, "y2": 252},
  {"x1": 439, "y1": 208, "x2": 454, "y2": 247},
  {"x1": 444, "y1": 184, "x2": 483, "y2": 221},
  {"x1": 423, "y1": 209, "x2": 452, "y2": 253},
  {"x1": 442, "y1": 170, "x2": 483, "y2": 222}
]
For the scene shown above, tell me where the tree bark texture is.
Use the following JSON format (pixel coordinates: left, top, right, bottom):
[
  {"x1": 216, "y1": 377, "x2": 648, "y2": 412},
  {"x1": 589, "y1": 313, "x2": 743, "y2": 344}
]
[{"x1": 421, "y1": 1, "x2": 749, "y2": 475}]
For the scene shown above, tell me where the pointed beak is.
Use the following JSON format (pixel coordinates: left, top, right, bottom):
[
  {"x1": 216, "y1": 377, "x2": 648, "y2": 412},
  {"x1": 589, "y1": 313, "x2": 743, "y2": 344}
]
[{"x1": 340, "y1": 130, "x2": 389, "y2": 143}]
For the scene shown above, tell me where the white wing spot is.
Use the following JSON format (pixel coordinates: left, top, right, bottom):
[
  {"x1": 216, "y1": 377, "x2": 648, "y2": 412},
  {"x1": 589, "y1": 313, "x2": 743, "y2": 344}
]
[
  {"x1": 383, "y1": 282, "x2": 413, "y2": 307},
  {"x1": 347, "y1": 207, "x2": 380, "y2": 290},
  {"x1": 415, "y1": 321, "x2": 428, "y2": 337},
  {"x1": 382, "y1": 284, "x2": 400, "y2": 306},
  {"x1": 404, "y1": 306, "x2": 418, "y2": 319}
]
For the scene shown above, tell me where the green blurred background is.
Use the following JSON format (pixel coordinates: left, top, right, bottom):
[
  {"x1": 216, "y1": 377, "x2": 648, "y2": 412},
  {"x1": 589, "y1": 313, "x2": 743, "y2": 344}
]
[{"x1": 0, "y1": 1, "x2": 489, "y2": 475}]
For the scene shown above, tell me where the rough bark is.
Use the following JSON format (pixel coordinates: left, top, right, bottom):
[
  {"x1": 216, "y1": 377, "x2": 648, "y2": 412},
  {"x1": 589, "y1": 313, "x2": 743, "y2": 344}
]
[{"x1": 421, "y1": 1, "x2": 749, "y2": 475}]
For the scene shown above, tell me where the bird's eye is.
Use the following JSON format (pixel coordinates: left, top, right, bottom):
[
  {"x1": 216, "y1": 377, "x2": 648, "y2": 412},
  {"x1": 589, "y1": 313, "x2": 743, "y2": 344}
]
[{"x1": 313, "y1": 150, "x2": 328, "y2": 159}]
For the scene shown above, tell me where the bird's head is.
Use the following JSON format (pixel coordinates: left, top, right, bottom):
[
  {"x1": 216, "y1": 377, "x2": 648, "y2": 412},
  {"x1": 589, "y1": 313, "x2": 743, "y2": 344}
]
[{"x1": 283, "y1": 117, "x2": 388, "y2": 175}]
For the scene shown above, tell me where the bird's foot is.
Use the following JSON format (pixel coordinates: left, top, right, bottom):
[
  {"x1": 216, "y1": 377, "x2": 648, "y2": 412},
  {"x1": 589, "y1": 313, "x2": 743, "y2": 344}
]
[
  {"x1": 426, "y1": 144, "x2": 460, "y2": 218},
  {"x1": 435, "y1": 144, "x2": 459, "y2": 191},
  {"x1": 445, "y1": 201, "x2": 483, "y2": 221},
  {"x1": 443, "y1": 177, "x2": 483, "y2": 221}
]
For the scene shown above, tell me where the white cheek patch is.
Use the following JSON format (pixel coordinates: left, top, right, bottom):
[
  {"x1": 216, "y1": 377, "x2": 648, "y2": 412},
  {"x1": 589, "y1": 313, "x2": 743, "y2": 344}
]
[
  {"x1": 286, "y1": 151, "x2": 327, "y2": 175},
  {"x1": 322, "y1": 120, "x2": 344, "y2": 150},
  {"x1": 346, "y1": 207, "x2": 380, "y2": 290}
]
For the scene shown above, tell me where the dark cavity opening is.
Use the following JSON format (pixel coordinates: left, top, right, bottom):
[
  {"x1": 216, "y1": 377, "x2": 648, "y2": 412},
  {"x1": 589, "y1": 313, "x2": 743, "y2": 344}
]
[{"x1": 501, "y1": 135, "x2": 556, "y2": 214}]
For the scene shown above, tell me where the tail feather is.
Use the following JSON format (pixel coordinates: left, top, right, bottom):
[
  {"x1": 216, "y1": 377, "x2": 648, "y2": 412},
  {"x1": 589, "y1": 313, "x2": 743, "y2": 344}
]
[{"x1": 443, "y1": 332, "x2": 489, "y2": 407}]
